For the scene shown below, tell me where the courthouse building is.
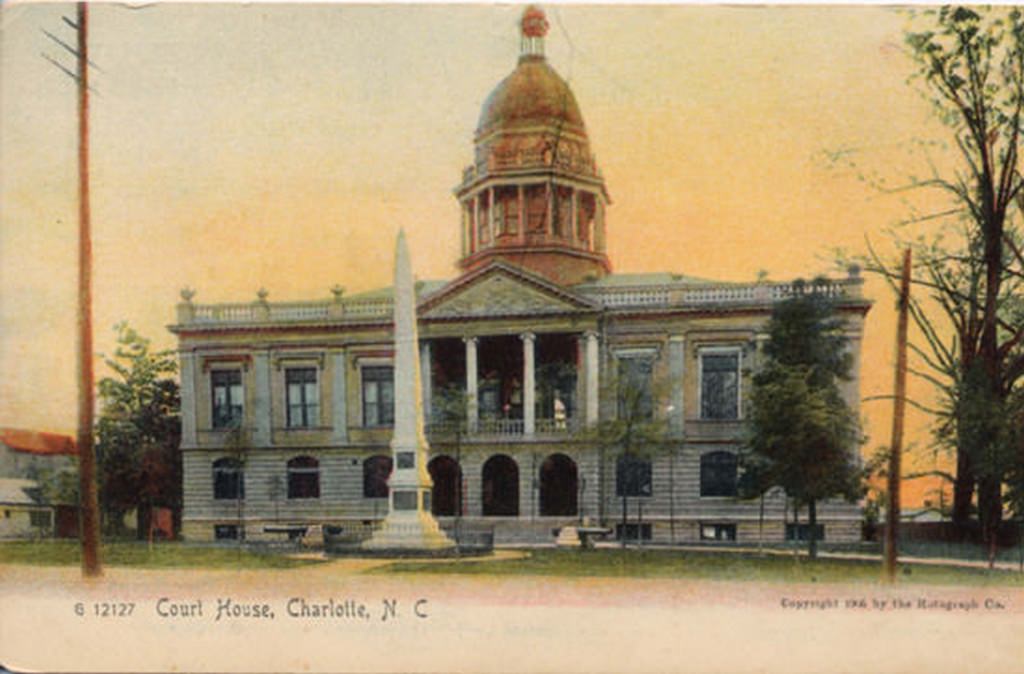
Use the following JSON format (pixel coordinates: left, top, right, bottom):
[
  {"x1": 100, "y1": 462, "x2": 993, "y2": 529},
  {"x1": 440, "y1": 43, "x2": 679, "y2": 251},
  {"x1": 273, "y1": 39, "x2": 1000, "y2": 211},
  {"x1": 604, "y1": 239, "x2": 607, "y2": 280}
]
[{"x1": 170, "y1": 7, "x2": 871, "y2": 544}]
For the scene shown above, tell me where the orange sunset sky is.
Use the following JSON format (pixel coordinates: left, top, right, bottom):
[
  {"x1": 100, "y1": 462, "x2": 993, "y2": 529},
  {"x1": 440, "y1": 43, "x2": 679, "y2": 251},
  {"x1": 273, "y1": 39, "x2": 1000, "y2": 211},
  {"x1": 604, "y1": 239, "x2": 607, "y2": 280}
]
[{"x1": 1, "y1": 3, "x2": 961, "y2": 506}]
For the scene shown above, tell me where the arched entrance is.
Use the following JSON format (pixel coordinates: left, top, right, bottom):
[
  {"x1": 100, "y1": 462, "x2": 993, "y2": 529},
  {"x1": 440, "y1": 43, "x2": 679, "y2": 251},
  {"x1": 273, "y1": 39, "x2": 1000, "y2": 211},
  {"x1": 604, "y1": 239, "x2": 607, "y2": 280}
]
[
  {"x1": 428, "y1": 455, "x2": 461, "y2": 516},
  {"x1": 539, "y1": 453, "x2": 577, "y2": 516},
  {"x1": 482, "y1": 454, "x2": 519, "y2": 516}
]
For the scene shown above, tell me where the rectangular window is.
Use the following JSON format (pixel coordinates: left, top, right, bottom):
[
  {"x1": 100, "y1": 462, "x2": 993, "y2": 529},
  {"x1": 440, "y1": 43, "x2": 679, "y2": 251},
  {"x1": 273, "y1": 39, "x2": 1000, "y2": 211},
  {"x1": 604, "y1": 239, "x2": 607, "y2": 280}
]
[
  {"x1": 211, "y1": 369, "x2": 243, "y2": 429},
  {"x1": 700, "y1": 523, "x2": 737, "y2": 541},
  {"x1": 286, "y1": 367, "x2": 319, "y2": 428},
  {"x1": 785, "y1": 523, "x2": 826, "y2": 542},
  {"x1": 616, "y1": 454, "x2": 653, "y2": 497},
  {"x1": 214, "y1": 524, "x2": 241, "y2": 540},
  {"x1": 617, "y1": 357, "x2": 653, "y2": 421},
  {"x1": 362, "y1": 366, "x2": 394, "y2": 427},
  {"x1": 30, "y1": 510, "x2": 52, "y2": 528},
  {"x1": 700, "y1": 352, "x2": 740, "y2": 420},
  {"x1": 615, "y1": 523, "x2": 652, "y2": 542},
  {"x1": 700, "y1": 451, "x2": 738, "y2": 497}
]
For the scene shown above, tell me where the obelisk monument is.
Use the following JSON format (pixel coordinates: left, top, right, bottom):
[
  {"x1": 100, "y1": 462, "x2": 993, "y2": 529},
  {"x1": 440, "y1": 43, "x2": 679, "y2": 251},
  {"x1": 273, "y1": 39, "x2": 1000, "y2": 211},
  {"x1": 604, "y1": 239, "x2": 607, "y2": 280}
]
[{"x1": 363, "y1": 231, "x2": 454, "y2": 552}]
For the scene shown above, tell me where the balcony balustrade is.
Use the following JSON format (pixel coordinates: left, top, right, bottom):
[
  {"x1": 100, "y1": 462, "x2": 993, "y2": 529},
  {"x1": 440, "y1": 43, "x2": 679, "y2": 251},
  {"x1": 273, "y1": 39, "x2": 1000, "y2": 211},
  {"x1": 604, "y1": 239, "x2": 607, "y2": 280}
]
[
  {"x1": 426, "y1": 417, "x2": 575, "y2": 440},
  {"x1": 175, "y1": 276, "x2": 862, "y2": 329}
]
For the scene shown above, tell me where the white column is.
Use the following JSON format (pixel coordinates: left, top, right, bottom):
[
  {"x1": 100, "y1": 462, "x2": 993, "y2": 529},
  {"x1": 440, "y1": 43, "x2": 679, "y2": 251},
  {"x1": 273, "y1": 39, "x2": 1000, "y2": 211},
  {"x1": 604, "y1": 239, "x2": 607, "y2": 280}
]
[
  {"x1": 464, "y1": 337, "x2": 479, "y2": 432},
  {"x1": 252, "y1": 350, "x2": 271, "y2": 447},
  {"x1": 420, "y1": 341, "x2": 432, "y2": 423},
  {"x1": 522, "y1": 332, "x2": 536, "y2": 435},
  {"x1": 584, "y1": 331, "x2": 599, "y2": 426},
  {"x1": 179, "y1": 350, "x2": 197, "y2": 447},
  {"x1": 669, "y1": 336, "x2": 685, "y2": 438},
  {"x1": 331, "y1": 348, "x2": 348, "y2": 443}
]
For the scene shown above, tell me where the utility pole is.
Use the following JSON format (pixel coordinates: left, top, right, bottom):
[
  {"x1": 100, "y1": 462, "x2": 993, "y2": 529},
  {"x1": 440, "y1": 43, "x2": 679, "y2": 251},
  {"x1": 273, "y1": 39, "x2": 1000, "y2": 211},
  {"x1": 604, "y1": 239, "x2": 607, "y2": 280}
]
[
  {"x1": 883, "y1": 249, "x2": 911, "y2": 583},
  {"x1": 76, "y1": 1, "x2": 102, "y2": 578},
  {"x1": 42, "y1": 1, "x2": 104, "y2": 577}
]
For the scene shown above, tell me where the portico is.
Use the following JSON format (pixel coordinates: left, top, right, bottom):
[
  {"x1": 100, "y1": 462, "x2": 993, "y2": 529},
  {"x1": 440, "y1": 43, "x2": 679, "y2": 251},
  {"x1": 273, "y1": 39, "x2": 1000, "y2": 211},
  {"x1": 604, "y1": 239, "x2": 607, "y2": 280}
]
[{"x1": 419, "y1": 327, "x2": 600, "y2": 440}]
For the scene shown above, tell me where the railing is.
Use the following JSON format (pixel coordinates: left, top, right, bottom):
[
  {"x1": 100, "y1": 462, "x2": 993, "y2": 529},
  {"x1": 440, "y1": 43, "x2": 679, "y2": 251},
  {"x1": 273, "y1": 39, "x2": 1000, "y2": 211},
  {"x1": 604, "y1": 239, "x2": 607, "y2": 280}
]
[
  {"x1": 535, "y1": 417, "x2": 578, "y2": 435},
  {"x1": 182, "y1": 297, "x2": 393, "y2": 325},
  {"x1": 592, "y1": 288, "x2": 670, "y2": 307},
  {"x1": 179, "y1": 277, "x2": 861, "y2": 327},
  {"x1": 269, "y1": 302, "x2": 330, "y2": 321},
  {"x1": 192, "y1": 304, "x2": 260, "y2": 323},
  {"x1": 477, "y1": 418, "x2": 526, "y2": 437},
  {"x1": 582, "y1": 278, "x2": 858, "y2": 310},
  {"x1": 426, "y1": 417, "x2": 574, "y2": 439}
]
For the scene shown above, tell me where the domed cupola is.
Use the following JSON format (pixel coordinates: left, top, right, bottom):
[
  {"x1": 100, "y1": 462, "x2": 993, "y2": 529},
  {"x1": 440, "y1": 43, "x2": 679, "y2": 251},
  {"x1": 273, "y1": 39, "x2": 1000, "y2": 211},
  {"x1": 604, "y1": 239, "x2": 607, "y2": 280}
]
[{"x1": 455, "y1": 5, "x2": 611, "y2": 287}]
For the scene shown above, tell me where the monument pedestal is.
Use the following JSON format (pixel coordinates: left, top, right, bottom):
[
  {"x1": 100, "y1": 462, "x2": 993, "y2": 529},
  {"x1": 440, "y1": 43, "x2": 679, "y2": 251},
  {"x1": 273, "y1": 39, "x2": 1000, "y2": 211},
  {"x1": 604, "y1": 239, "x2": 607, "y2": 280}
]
[{"x1": 363, "y1": 487, "x2": 454, "y2": 552}]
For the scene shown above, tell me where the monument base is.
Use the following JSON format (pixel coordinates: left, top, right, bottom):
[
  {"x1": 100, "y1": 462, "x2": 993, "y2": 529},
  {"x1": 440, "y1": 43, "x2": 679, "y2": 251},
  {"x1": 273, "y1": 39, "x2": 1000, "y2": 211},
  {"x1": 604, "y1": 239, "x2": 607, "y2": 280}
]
[{"x1": 362, "y1": 512, "x2": 455, "y2": 553}]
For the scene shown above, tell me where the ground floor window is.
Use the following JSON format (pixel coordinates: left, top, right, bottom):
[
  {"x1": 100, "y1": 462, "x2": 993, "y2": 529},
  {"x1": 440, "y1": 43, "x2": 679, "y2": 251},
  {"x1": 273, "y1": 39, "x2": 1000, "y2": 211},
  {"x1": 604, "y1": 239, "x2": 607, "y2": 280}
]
[
  {"x1": 213, "y1": 457, "x2": 245, "y2": 500},
  {"x1": 700, "y1": 451, "x2": 738, "y2": 497},
  {"x1": 786, "y1": 523, "x2": 826, "y2": 541},
  {"x1": 287, "y1": 456, "x2": 320, "y2": 499},
  {"x1": 363, "y1": 455, "x2": 392, "y2": 498},
  {"x1": 29, "y1": 510, "x2": 52, "y2": 528},
  {"x1": 615, "y1": 453, "x2": 652, "y2": 497},
  {"x1": 700, "y1": 523, "x2": 737, "y2": 541}
]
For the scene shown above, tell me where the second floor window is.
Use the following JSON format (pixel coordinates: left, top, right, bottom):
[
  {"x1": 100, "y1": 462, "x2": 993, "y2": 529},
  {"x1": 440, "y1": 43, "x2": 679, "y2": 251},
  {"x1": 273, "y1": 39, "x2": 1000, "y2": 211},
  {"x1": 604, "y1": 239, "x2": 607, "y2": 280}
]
[
  {"x1": 362, "y1": 366, "x2": 394, "y2": 427},
  {"x1": 700, "y1": 352, "x2": 740, "y2": 420},
  {"x1": 617, "y1": 357, "x2": 653, "y2": 421},
  {"x1": 211, "y1": 369, "x2": 243, "y2": 429},
  {"x1": 286, "y1": 368, "x2": 319, "y2": 428}
]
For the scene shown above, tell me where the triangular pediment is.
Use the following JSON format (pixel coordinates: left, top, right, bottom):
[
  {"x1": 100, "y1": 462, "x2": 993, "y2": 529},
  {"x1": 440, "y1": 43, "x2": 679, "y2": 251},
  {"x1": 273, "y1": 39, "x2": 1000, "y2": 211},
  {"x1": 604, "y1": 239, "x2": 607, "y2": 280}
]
[{"x1": 419, "y1": 262, "x2": 598, "y2": 320}]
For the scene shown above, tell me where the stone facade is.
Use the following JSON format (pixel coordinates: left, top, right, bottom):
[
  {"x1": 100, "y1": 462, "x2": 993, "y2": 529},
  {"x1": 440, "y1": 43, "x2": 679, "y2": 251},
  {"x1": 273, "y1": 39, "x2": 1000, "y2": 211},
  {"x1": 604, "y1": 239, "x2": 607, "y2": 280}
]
[{"x1": 170, "y1": 7, "x2": 871, "y2": 545}]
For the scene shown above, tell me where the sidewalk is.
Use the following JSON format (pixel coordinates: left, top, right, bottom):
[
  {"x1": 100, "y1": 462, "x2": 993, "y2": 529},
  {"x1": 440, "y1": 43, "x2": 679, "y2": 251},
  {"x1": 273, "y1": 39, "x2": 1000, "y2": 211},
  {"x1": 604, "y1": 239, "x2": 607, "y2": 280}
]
[{"x1": 587, "y1": 540, "x2": 1024, "y2": 573}]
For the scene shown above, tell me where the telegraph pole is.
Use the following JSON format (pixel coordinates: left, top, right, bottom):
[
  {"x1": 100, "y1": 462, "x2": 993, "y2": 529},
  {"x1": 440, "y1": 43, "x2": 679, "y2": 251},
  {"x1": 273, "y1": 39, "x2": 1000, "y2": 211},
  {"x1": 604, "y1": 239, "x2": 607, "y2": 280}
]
[
  {"x1": 74, "y1": 1, "x2": 102, "y2": 578},
  {"x1": 883, "y1": 249, "x2": 911, "y2": 583}
]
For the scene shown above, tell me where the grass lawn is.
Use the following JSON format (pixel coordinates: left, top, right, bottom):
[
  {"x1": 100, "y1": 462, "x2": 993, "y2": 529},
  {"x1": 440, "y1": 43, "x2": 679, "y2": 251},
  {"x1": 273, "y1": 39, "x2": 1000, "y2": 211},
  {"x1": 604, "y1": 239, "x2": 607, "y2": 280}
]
[
  {"x1": 0, "y1": 540, "x2": 323, "y2": 570},
  {"x1": 376, "y1": 548, "x2": 1024, "y2": 586}
]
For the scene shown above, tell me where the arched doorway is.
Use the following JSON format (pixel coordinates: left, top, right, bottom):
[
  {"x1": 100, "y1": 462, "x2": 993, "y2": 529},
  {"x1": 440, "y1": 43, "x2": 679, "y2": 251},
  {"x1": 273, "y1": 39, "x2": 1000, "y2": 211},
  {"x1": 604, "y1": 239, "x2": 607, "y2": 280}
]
[
  {"x1": 482, "y1": 454, "x2": 519, "y2": 516},
  {"x1": 539, "y1": 453, "x2": 577, "y2": 516},
  {"x1": 428, "y1": 455, "x2": 461, "y2": 516}
]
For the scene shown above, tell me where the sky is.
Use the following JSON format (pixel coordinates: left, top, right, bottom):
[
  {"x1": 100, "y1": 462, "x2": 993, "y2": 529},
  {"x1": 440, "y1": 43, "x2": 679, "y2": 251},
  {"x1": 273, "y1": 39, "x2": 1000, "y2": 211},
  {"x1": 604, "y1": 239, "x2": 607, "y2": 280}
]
[{"x1": 1, "y1": 3, "x2": 959, "y2": 506}]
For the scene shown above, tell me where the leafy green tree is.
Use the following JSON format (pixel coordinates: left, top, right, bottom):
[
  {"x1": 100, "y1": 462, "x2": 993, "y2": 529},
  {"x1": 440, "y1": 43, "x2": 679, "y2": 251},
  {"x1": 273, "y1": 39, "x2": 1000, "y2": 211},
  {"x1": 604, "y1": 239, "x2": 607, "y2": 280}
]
[
  {"x1": 26, "y1": 460, "x2": 80, "y2": 506},
  {"x1": 95, "y1": 323, "x2": 181, "y2": 536},
  {"x1": 860, "y1": 6, "x2": 1024, "y2": 539},
  {"x1": 582, "y1": 359, "x2": 672, "y2": 544},
  {"x1": 744, "y1": 285, "x2": 863, "y2": 558}
]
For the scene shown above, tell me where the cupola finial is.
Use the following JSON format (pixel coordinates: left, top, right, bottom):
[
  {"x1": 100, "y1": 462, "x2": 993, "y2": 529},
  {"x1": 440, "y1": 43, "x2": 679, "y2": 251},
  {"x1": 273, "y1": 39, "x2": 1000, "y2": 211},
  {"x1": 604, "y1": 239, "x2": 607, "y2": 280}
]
[{"x1": 520, "y1": 5, "x2": 549, "y2": 59}]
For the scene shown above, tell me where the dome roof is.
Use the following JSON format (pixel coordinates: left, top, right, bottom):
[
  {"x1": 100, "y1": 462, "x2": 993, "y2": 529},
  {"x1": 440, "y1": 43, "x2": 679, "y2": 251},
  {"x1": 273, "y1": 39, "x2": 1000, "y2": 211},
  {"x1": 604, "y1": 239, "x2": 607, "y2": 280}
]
[{"x1": 476, "y1": 58, "x2": 586, "y2": 139}]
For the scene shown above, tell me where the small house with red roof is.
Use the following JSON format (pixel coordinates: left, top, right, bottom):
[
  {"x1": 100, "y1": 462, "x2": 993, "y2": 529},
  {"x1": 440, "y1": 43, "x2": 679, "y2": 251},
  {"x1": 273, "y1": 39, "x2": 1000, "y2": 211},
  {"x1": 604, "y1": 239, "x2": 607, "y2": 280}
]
[{"x1": 0, "y1": 428, "x2": 77, "y2": 477}]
